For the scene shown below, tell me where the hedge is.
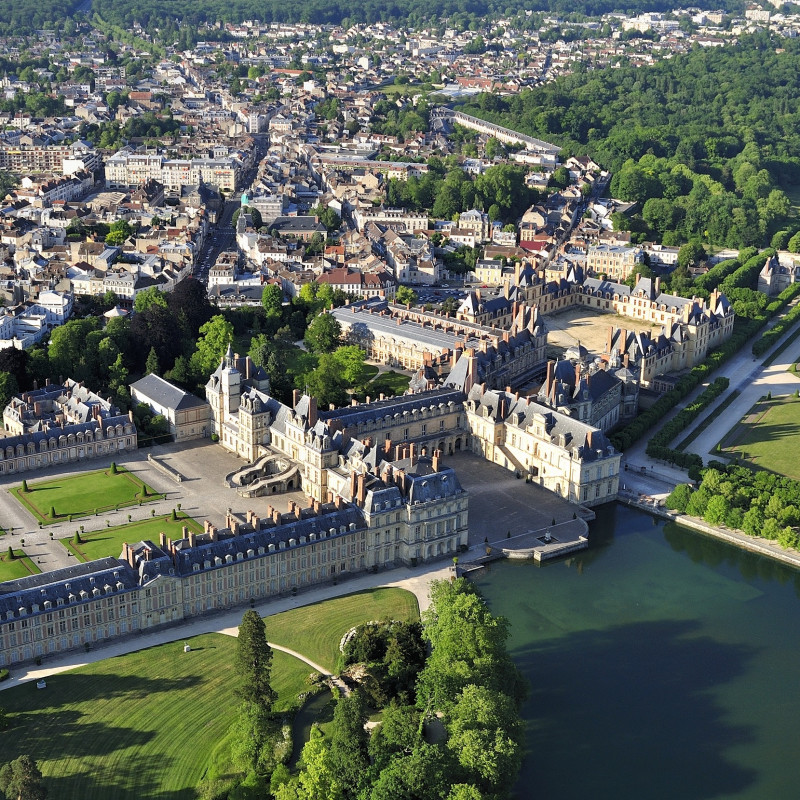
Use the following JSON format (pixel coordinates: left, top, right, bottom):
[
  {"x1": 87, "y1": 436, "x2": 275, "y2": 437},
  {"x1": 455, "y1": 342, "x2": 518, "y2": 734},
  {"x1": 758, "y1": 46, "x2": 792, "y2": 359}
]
[
  {"x1": 644, "y1": 377, "x2": 729, "y2": 477},
  {"x1": 611, "y1": 270, "x2": 800, "y2": 457}
]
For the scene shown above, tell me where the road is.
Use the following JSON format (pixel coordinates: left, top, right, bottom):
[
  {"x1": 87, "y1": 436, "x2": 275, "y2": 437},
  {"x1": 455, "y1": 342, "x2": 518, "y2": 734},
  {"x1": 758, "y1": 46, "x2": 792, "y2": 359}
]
[
  {"x1": 620, "y1": 307, "x2": 800, "y2": 499},
  {"x1": 193, "y1": 134, "x2": 268, "y2": 283}
]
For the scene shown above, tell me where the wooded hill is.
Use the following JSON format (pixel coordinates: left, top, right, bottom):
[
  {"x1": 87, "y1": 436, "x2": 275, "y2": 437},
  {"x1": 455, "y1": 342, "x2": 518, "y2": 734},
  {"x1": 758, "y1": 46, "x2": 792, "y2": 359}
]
[{"x1": 459, "y1": 34, "x2": 800, "y2": 249}]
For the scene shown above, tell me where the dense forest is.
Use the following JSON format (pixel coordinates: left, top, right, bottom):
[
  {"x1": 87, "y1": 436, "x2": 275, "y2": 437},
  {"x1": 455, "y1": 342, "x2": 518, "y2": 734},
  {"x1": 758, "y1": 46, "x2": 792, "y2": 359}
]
[
  {"x1": 0, "y1": 0, "x2": 745, "y2": 34},
  {"x1": 459, "y1": 35, "x2": 800, "y2": 249}
]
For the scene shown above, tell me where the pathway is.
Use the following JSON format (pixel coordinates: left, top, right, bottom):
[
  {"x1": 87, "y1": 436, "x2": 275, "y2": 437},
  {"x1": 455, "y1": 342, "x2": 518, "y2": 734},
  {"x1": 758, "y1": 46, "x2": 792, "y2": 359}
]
[
  {"x1": 620, "y1": 305, "x2": 800, "y2": 500},
  {"x1": 0, "y1": 560, "x2": 450, "y2": 692}
]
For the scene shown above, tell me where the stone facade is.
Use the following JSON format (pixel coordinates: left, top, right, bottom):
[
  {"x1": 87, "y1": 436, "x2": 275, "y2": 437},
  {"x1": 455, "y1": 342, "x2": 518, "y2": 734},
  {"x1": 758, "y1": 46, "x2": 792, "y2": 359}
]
[
  {"x1": 0, "y1": 380, "x2": 137, "y2": 477},
  {"x1": 0, "y1": 455, "x2": 467, "y2": 667}
]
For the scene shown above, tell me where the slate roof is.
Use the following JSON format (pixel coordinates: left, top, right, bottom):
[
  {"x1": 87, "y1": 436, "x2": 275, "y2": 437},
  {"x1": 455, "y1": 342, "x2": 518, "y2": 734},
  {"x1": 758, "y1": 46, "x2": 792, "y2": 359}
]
[
  {"x1": 131, "y1": 374, "x2": 207, "y2": 411},
  {"x1": 170, "y1": 506, "x2": 367, "y2": 576},
  {"x1": 319, "y1": 388, "x2": 464, "y2": 428},
  {"x1": 467, "y1": 386, "x2": 615, "y2": 461},
  {"x1": 0, "y1": 558, "x2": 139, "y2": 618}
]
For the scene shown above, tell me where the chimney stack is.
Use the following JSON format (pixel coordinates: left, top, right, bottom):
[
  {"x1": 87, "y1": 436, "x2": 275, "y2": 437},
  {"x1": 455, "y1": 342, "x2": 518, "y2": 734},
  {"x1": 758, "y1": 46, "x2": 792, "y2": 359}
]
[
  {"x1": 356, "y1": 473, "x2": 366, "y2": 506},
  {"x1": 432, "y1": 449, "x2": 441, "y2": 473}
]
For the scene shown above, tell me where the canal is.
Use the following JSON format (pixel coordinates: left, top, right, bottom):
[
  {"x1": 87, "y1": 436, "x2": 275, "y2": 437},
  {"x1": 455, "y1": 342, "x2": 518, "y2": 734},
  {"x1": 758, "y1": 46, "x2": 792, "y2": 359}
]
[{"x1": 471, "y1": 502, "x2": 800, "y2": 800}]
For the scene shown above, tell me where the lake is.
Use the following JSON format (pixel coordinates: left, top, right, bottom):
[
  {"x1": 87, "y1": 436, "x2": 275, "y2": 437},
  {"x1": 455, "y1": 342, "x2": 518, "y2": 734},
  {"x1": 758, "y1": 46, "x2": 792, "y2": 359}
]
[{"x1": 471, "y1": 502, "x2": 800, "y2": 800}]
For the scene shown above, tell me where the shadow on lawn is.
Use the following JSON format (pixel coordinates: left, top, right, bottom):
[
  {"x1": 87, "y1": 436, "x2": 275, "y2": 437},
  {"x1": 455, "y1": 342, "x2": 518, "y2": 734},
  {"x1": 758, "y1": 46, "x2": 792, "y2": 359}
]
[
  {"x1": 6, "y1": 671, "x2": 201, "y2": 716},
  {"x1": 43, "y1": 753, "x2": 200, "y2": 800}
]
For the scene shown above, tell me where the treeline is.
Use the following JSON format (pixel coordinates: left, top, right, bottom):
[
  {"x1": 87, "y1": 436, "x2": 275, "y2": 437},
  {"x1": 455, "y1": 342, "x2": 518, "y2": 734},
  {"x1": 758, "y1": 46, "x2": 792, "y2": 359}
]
[
  {"x1": 84, "y1": 0, "x2": 742, "y2": 38},
  {"x1": 386, "y1": 160, "x2": 537, "y2": 225},
  {"x1": 0, "y1": 0, "x2": 81, "y2": 34},
  {"x1": 667, "y1": 463, "x2": 800, "y2": 549},
  {"x1": 458, "y1": 35, "x2": 800, "y2": 248},
  {"x1": 692, "y1": 246, "x2": 758, "y2": 294},
  {"x1": 272, "y1": 577, "x2": 526, "y2": 800}
]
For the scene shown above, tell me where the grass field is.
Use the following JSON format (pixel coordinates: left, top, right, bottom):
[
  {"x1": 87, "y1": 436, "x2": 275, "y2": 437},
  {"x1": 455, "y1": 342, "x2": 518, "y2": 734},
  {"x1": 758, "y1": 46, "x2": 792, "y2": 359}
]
[
  {"x1": 0, "y1": 588, "x2": 419, "y2": 798},
  {"x1": 718, "y1": 394, "x2": 800, "y2": 478},
  {"x1": 0, "y1": 633, "x2": 310, "y2": 800},
  {"x1": 0, "y1": 550, "x2": 40, "y2": 583},
  {"x1": 264, "y1": 587, "x2": 420, "y2": 672},
  {"x1": 63, "y1": 513, "x2": 204, "y2": 562},
  {"x1": 11, "y1": 467, "x2": 163, "y2": 524}
]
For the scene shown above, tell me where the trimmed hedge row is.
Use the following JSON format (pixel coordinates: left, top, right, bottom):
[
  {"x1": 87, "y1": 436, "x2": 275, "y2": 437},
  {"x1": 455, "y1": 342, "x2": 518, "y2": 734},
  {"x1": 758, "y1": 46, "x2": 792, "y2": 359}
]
[
  {"x1": 645, "y1": 377, "x2": 729, "y2": 476},
  {"x1": 693, "y1": 247, "x2": 757, "y2": 294},
  {"x1": 611, "y1": 277, "x2": 798, "y2": 455},
  {"x1": 752, "y1": 285, "x2": 800, "y2": 356},
  {"x1": 720, "y1": 248, "x2": 775, "y2": 293}
]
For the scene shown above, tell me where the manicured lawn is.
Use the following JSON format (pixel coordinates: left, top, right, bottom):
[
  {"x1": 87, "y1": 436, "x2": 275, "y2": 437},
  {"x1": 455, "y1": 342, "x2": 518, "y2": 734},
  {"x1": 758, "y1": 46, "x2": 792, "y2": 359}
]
[
  {"x1": 0, "y1": 550, "x2": 40, "y2": 583},
  {"x1": 719, "y1": 394, "x2": 800, "y2": 479},
  {"x1": 0, "y1": 633, "x2": 311, "y2": 800},
  {"x1": 63, "y1": 513, "x2": 204, "y2": 562},
  {"x1": 11, "y1": 467, "x2": 163, "y2": 525},
  {"x1": 363, "y1": 370, "x2": 411, "y2": 398},
  {"x1": 264, "y1": 587, "x2": 420, "y2": 672}
]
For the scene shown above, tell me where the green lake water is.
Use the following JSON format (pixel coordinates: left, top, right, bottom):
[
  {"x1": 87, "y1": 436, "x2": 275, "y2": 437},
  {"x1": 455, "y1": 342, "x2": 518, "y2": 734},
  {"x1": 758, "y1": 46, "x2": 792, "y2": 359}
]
[{"x1": 471, "y1": 502, "x2": 800, "y2": 800}]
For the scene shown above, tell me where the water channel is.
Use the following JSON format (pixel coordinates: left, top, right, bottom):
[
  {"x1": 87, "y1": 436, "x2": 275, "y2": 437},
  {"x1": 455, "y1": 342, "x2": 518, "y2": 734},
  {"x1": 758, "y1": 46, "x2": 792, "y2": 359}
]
[{"x1": 471, "y1": 502, "x2": 800, "y2": 800}]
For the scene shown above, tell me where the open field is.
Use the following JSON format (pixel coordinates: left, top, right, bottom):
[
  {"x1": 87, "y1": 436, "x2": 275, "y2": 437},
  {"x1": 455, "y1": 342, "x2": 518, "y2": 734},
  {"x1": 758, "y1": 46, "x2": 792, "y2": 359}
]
[
  {"x1": 63, "y1": 513, "x2": 204, "y2": 562},
  {"x1": 10, "y1": 467, "x2": 163, "y2": 525},
  {"x1": 263, "y1": 587, "x2": 420, "y2": 672},
  {"x1": 718, "y1": 394, "x2": 800, "y2": 478},
  {"x1": 0, "y1": 632, "x2": 310, "y2": 800},
  {"x1": 544, "y1": 307, "x2": 658, "y2": 358},
  {"x1": 0, "y1": 550, "x2": 40, "y2": 582}
]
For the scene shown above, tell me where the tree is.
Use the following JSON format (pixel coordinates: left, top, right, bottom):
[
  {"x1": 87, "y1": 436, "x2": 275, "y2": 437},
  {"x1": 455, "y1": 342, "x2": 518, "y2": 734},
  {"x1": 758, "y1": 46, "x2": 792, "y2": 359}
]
[
  {"x1": 293, "y1": 726, "x2": 344, "y2": 800},
  {"x1": 332, "y1": 346, "x2": 368, "y2": 388},
  {"x1": 168, "y1": 278, "x2": 212, "y2": 340},
  {"x1": 304, "y1": 314, "x2": 341, "y2": 355},
  {"x1": 134, "y1": 286, "x2": 168, "y2": 313},
  {"x1": 395, "y1": 286, "x2": 418, "y2": 306},
  {"x1": 678, "y1": 241, "x2": 707, "y2": 270},
  {"x1": 191, "y1": 315, "x2": 234, "y2": 378},
  {"x1": 665, "y1": 484, "x2": 693, "y2": 513},
  {"x1": 327, "y1": 690, "x2": 370, "y2": 799},
  {"x1": 261, "y1": 284, "x2": 284, "y2": 319},
  {"x1": 550, "y1": 165, "x2": 571, "y2": 190},
  {"x1": 235, "y1": 609, "x2": 276, "y2": 711},
  {"x1": 0, "y1": 349, "x2": 29, "y2": 391},
  {"x1": 145, "y1": 347, "x2": 160, "y2": 376},
  {"x1": 105, "y1": 219, "x2": 133, "y2": 246},
  {"x1": 446, "y1": 685, "x2": 523, "y2": 794},
  {"x1": 0, "y1": 373, "x2": 19, "y2": 414},
  {"x1": 305, "y1": 354, "x2": 349, "y2": 408},
  {"x1": 0, "y1": 754, "x2": 47, "y2": 800}
]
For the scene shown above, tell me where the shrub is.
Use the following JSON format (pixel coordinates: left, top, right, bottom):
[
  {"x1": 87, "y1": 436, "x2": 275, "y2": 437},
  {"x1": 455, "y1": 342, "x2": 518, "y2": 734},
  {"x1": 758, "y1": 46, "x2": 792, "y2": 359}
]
[
  {"x1": 21, "y1": 479, "x2": 28, "y2": 493},
  {"x1": 171, "y1": 509, "x2": 178, "y2": 521},
  {"x1": 0, "y1": 668, "x2": 9, "y2": 681},
  {"x1": 110, "y1": 462, "x2": 118, "y2": 474},
  {"x1": 74, "y1": 532, "x2": 82, "y2": 545},
  {"x1": 6, "y1": 547, "x2": 13, "y2": 561},
  {"x1": 49, "y1": 506, "x2": 56, "y2": 519}
]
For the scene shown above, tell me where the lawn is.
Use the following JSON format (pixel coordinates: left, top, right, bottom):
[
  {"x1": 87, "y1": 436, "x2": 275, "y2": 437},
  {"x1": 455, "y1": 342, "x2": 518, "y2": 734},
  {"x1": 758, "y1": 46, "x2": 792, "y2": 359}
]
[
  {"x1": 264, "y1": 587, "x2": 420, "y2": 672},
  {"x1": 0, "y1": 633, "x2": 311, "y2": 800},
  {"x1": 63, "y1": 513, "x2": 204, "y2": 562},
  {"x1": 11, "y1": 467, "x2": 163, "y2": 525},
  {"x1": 365, "y1": 370, "x2": 410, "y2": 397},
  {"x1": 0, "y1": 550, "x2": 40, "y2": 583},
  {"x1": 718, "y1": 394, "x2": 800, "y2": 479}
]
